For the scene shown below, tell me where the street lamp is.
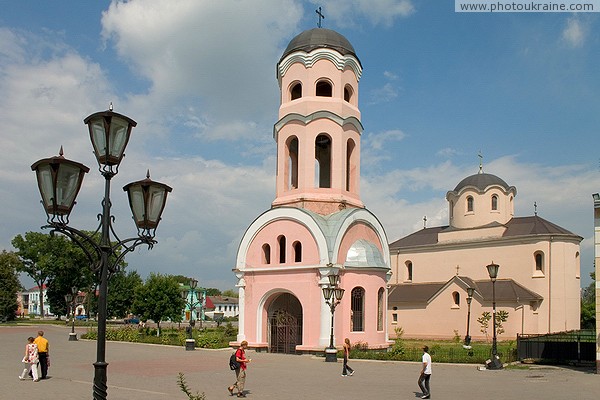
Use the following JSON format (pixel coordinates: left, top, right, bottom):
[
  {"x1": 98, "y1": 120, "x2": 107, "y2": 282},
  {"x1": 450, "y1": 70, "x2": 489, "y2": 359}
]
[
  {"x1": 463, "y1": 287, "x2": 475, "y2": 348},
  {"x1": 31, "y1": 107, "x2": 172, "y2": 400},
  {"x1": 322, "y1": 273, "x2": 345, "y2": 362},
  {"x1": 181, "y1": 278, "x2": 203, "y2": 351},
  {"x1": 486, "y1": 262, "x2": 502, "y2": 370},
  {"x1": 65, "y1": 286, "x2": 78, "y2": 341}
]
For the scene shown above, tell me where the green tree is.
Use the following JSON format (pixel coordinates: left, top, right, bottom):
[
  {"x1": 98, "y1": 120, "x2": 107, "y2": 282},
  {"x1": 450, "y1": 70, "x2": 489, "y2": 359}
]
[
  {"x1": 581, "y1": 271, "x2": 595, "y2": 329},
  {"x1": 106, "y1": 270, "x2": 143, "y2": 318},
  {"x1": 204, "y1": 288, "x2": 221, "y2": 296},
  {"x1": 132, "y1": 273, "x2": 185, "y2": 336},
  {"x1": 0, "y1": 251, "x2": 24, "y2": 321},
  {"x1": 221, "y1": 289, "x2": 238, "y2": 298},
  {"x1": 12, "y1": 232, "x2": 75, "y2": 316},
  {"x1": 477, "y1": 310, "x2": 509, "y2": 341}
]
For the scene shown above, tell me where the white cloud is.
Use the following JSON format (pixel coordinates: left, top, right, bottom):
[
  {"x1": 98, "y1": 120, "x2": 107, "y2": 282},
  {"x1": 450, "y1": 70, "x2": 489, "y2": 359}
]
[
  {"x1": 561, "y1": 16, "x2": 586, "y2": 47},
  {"x1": 309, "y1": 0, "x2": 415, "y2": 28}
]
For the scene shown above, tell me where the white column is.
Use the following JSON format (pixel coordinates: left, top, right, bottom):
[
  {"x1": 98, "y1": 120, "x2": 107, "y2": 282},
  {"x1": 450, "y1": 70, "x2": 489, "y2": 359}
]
[{"x1": 236, "y1": 272, "x2": 246, "y2": 342}]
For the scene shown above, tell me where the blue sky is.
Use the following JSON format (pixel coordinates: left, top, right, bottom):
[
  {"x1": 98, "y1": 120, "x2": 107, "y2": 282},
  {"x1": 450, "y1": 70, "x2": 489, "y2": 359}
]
[{"x1": 1, "y1": 0, "x2": 599, "y2": 290}]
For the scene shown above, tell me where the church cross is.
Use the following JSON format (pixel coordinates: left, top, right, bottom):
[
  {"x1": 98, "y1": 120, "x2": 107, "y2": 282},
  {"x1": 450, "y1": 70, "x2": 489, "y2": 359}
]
[
  {"x1": 478, "y1": 151, "x2": 483, "y2": 173},
  {"x1": 423, "y1": 215, "x2": 427, "y2": 229},
  {"x1": 534, "y1": 201, "x2": 537, "y2": 216},
  {"x1": 456, "y1": 265, "x2": 460, "y2": 275},
  {"x1": 316, "y1": 7, "x2": 325, "y2": 28}
]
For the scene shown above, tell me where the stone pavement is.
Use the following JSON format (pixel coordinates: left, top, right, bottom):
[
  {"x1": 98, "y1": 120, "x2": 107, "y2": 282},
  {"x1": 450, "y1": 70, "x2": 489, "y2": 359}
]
[{"x1": 2, "y1": 324, "x2": 599, "y2": 399}]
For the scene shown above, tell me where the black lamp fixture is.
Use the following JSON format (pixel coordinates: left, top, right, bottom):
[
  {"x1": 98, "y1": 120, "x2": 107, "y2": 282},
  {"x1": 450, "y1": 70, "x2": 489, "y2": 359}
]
[
  {"x1": 322, "y1": 268, "x2": 345, "y2": 362},
  {"x1": 486, "y1": 262, "x2": 502, "y2": 369},
  {"x1": 31, "y1": 107, "x2": 172, "y2": 400},
  {"x1": 64, "y1": 286, "x2": 78, "y2": 341},
  {"x1": 463, "y1": 287, "x2": 475, "y2": 348}
]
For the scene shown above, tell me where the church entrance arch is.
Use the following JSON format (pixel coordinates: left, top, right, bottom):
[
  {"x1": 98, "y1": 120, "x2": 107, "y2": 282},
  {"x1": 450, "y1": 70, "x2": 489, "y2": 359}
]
[{"x1": 267, "y1": 293, "x2": 303, "y2": 354}]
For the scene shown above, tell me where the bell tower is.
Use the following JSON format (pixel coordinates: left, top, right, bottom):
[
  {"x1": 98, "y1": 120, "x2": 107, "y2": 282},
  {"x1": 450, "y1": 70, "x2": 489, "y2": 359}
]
[{"x1": 272, "y1": 28, "x2": 364, "y2": 215}]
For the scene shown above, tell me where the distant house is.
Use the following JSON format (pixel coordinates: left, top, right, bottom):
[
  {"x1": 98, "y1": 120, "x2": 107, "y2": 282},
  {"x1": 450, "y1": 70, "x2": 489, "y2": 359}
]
[
  {"x1": 207, "y1": 296, "x2": 239, "y2": 319},
  {"x1": 21, "y1": 285, "x2": 52, "y2": 317}
]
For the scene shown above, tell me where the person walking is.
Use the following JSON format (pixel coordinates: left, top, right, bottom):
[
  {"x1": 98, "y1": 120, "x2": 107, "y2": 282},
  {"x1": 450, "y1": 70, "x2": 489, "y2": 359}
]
[
  {"x1": 34, "y1": 330, "x2": 49, "y2": 379},
  {"x1": 418, "y1": 345, "x2": 432, "y2": 399},
  {"x1": 228, "y1": 341, "x2": 251, "y2": 398},
  {"x1": 341, "y1": 338, "x2": 355, "y2": 377},
  {"x1": 19, "y1": 337, "x2": 39, "y2": 382}
]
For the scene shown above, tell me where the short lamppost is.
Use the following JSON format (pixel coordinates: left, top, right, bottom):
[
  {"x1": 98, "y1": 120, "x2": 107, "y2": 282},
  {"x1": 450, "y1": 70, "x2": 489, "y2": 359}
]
[
  {"x1": 463, "y1": 287, "x2": 475, "y2": 348},
  {"x1": 486, "y1": 262, "x2": 502, "y2": 370},
  {"x1": 181, "y1": 278, "x2": 203, "y2": 351},
  {"x1": 31, "y1": 107, "x2": 172, "y2": 400},
  {"x1": 65, "y1": 286, "x2": 78, "y2": 341},
  {"x1": 322, "y1": 273, "x2": 345, "y2": 362}
]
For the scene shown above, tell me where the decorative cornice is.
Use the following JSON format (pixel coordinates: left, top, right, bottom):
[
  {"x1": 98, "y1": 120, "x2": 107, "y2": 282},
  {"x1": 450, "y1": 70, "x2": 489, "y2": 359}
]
[
  {"x1": 277, "y1": 49, "x2": 362, "y2": 82},
  {"x1": 273, "y1": 111, "x2": 363, "y2": 141}
]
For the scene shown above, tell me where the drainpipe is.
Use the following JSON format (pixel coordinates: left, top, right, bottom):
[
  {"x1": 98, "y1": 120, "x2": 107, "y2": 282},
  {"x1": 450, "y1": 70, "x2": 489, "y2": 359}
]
[{"x1": 548, "y1": 236, "x2": 553, "y2": 333}]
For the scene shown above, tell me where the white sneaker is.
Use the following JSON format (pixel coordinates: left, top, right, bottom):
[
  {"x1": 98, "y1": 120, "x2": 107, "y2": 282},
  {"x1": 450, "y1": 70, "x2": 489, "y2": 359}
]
[{"x1": 349, "y1": 371, "x2": 355, "y2": 376}]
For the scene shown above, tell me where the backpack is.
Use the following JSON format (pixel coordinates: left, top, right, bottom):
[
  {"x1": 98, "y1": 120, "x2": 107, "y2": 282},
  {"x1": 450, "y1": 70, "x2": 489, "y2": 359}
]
[{"x1": 229, "y1": 352, "x2": 240, "y2": 370}]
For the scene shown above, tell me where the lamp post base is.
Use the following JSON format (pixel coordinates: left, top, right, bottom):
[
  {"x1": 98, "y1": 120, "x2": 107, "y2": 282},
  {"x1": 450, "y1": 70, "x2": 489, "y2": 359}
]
[
  {"x1": 324, "y1": 347, "x2": 337, "y2": 362},
  {"x1": 486, "y1": 357, "x2": 503, "y2": 370},
  {"x1": 185, "y1": 338, "x2": 195, "y2": 351},
  {"x1": 68, "y1": 332, "x2": 78, "y2": 341}
]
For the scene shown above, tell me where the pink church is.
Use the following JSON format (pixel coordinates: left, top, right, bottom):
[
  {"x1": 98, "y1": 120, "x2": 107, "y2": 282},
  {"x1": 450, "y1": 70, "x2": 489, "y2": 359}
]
[{"x1": 232, "y1": 28, "x2": 391, "y2": 353}]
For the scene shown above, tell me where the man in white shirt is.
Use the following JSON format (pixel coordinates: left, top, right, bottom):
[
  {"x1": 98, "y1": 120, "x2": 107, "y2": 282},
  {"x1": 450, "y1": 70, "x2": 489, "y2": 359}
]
[{"x1": 418, "y1": 345, "x2": 432, "y2": 399}]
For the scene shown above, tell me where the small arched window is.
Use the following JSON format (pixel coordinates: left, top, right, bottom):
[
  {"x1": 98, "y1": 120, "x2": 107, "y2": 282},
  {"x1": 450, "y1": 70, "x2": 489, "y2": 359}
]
[
  {"x1": 286, "y1": 136, "x2": 299, "y2": 190},
  {"x1": 534, "y1": 251, "x2": 544, "y2": 273},
  {"x1": 467, "y1": 196, "x2": 474, "y2": 212},
  {"x1": 351, "y1": 287, "x2": 365, "y2": 332},
  {"x1": 406, "y1": 261, "x2": 413, "y2": 281},
  {"x1": 315, "y1": 134, "x2": 332, "y2": 188},
  {"x1": 450, "y1": 200, "x2": 454, "y2": 220},
  {"x1": 293, "y1": 241, "x2": 302, "y2": 263},
  {"x1": 316, "y1": 80, "x2": 332, "y2": 97},
  {"x1": 452, "y1": 291, "x2": 460, "y2": 307},
  {"x1": 278, "y1": 235, "x2": 286, "y2": 264},
  {"x1": 491, "y1": 195, "x2": 498, "y2": 211},
  {"x1": 344, "y1": 85, "x2": 353, "y2": 102},
  {"x1": 377, "y1": 287, "x2": 385, "y2": 331},
  {"x1": 262, "y1": 243, "x2": 271, "y2": 264},
  {"x1": 290, "y1": 82, "x2": 302, "y2": 100}
]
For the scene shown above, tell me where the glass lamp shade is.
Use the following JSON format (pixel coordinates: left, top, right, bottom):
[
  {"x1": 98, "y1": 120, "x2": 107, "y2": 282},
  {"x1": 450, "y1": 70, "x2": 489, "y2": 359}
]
[
  {"x1": 328, "y1": 274, "x2": 339, "y2": 287},
  {"x1": 486, "y1": 262, "x2": 500, "y2": 280},
  {"x1": 181, "y1": 290, "x2": 189, "y2": 300},
  {"x1": 466, "y1": 287, "x2": 475, "y2": 299},
  {"x1": 190, "y1": 279, "x2": 198, "y2": 290},
  {"x1": 322, "y1": 287, "x2": 334, "y2": 301},
  {"x1": 123, "y1": 171, "x2": 172, "y2": 230},
  {"x1": 334, "y1": 287, "x2": 345, "y2": 301},
  {"x1": 65, "y1": 293, "x2": 73, "y2": 303},
  {"x1": 31, "y1": 148, "x2": 90, "y2": 217},
  {"x1": 84, "y1": 110, "x2": 136, "y2": 167}
]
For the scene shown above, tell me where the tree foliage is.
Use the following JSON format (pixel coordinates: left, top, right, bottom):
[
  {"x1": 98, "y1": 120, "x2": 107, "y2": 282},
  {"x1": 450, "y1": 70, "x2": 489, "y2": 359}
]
[
  {"x1": 132, "y1": 273, "x2": 185, "y2": 335},
  {"x1": 0, "y1": 251, "x2": 23, "y2": 320},
  {"x1": 581, "y1": 271, "x2": 595, "y2": 329},
  {"x1": 221, "y1": 289, "x2": 238, "y2": 298},
  {"x1": 477, "y1": 310, "x2": 509, "y2": 341}
]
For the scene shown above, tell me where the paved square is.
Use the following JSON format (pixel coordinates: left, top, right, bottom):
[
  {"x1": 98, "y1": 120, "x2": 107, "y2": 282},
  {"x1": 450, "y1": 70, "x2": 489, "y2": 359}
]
[{"x1": 2, "y1": 325, "x2": 599, "y2": 399}]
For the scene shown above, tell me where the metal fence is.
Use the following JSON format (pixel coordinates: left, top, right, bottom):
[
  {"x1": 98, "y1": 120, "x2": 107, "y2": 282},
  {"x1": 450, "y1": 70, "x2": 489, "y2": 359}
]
[{"x1": 517, "y1": 329, "x2": 596, "y2": 364}]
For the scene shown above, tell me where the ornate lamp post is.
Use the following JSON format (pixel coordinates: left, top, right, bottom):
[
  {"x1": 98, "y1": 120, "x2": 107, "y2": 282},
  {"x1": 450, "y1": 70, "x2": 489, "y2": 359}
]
[
  {"x1": 181, "y1": 278, "x2": 203, "y2": 351},
  {"x1": 486, "y1": 262, "x2": 502, "y2": 369},
  {"x1": 65, "y1": 286, "x2": 78, "y2": 341},
  {"x1": 31, "y1": 107, "x2": 172, "y2": 400},
  {"x1": 322, "y1": 273, "x2": 345, "y2": 362},
  {"x1": 463, "y1": 287, "x2": 475, "y2": 348}
]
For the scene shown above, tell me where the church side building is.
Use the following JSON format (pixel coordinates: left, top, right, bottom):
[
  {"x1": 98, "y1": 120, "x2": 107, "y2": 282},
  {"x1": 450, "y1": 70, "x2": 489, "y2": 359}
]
[
  {"x1": 388, "y1": 168, "x2": 582, "y2": 340},
  {"x1": 232, "y1": 28, "x2": 391, "y2": 353}
]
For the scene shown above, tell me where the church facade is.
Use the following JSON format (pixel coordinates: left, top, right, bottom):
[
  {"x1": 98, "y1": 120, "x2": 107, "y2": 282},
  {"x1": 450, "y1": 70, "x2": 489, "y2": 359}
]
[
  {"x1": 388, "y1": 169, "x2": 582, "y2": 340},
  {"x1": 232, "y1": 28, "x2": 391, "y2": 353}
]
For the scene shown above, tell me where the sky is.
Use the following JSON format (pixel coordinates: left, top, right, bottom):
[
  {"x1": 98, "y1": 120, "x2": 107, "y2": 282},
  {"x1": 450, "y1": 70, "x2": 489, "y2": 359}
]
[{"x1": 1, "y1": 0, "x2": 599, "y2": 291}]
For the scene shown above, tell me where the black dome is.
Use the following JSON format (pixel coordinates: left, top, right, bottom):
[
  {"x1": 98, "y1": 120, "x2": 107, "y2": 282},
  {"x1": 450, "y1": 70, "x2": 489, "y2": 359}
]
[
  {"x1": 453, "y1": 173, "x2": 510, "y2": 192},
  {"x1": 280, "y1": 28, "x2": 359, "y2": 62}
]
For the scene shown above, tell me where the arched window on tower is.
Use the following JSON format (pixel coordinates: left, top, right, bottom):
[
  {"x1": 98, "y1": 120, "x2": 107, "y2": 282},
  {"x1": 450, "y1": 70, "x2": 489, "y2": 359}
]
[
  {"x1": 293, "y1": 241, "x2": 302, "y2": 263},
  {"x1": 534, "y1": 251, "x2": 544, "y2": 274},
  {"x1": 278, "y1": 235, "x2": 286, "y2": 264},
  {"x1": 262, "y1": 243, "x2": 271, "y2": 265},
  {"x1": 467, "y1": 196, "x2": 474, "y2": 212},
  {"x1": 315, "y1": 134, "x2": 332, "y2": 188},
  {"x1": 377, "y1": 287, "x2": 384, "y2": 331},
  {"x1": 452, "y1": 291, "x2": 460, "y2": 308},
  {"x1": 346, "y1": 139, "x2": 356, "y2": 192},
  {"x1": 286, "y1": 136, "x2": 299, "y2": 190},
  {"x1": 344, "y1": 85, "x2": 353, "y2": 103},
  {"x1": 290, "y1": 82, "x2": 302, "y2": 100},
  {"x1": 491, "y1": 195, "x2": 498, "y2": 211},
  {"x1": 406, "y1": 261, "x2": 413, "y2": 281},
  {"x1": 316, "y1": 80, "x2": 332, "y2": 97},
  {"x1": 351, "y1": 287, "x2": 365, "y2": 332}
]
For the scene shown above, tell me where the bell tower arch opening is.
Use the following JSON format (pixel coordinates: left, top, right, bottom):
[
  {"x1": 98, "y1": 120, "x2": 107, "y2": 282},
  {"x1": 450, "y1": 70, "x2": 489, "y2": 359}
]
[
  {"x1": 315, "y1": 134, "x2": 332, "y2": 188},
  {"x1": 267, "y1": 292, "x2": 303, "y2": 354}
]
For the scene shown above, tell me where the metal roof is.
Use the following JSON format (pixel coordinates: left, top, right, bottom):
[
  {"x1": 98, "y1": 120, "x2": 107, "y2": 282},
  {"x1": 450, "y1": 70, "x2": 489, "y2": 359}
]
[{"x1": 280, "y1": 28, "x2": 359, "y2": 63}]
